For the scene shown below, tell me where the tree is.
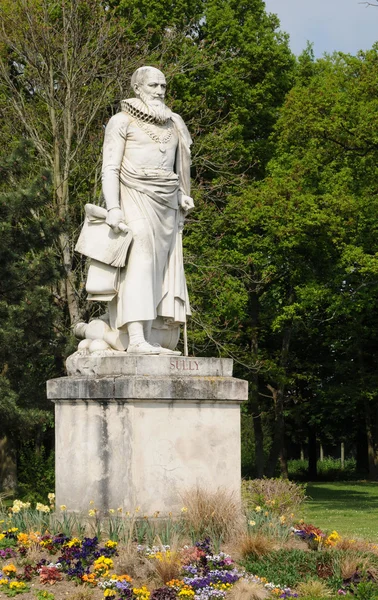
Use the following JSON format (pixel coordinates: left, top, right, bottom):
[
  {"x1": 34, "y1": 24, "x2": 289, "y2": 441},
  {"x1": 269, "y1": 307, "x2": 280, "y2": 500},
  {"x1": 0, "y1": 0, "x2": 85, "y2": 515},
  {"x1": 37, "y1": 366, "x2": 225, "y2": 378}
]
[
  {"x1": 230, "y1": 46, "x2": 378, "y2": 477},
  {"x1": 0, "y1": 140, "x2": 62, "y2": 491},
  {"x1": 0, "y1": 0, "x2": 149, "y2": 326},
  {"x1": 0, "y1": 0, "x2": 296, "y2": 485}
]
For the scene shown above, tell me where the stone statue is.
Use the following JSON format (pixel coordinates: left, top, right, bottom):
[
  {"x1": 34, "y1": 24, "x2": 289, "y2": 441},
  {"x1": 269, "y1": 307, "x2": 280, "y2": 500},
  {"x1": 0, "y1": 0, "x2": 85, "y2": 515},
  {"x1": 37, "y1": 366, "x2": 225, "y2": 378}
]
[{"x1": 74, "y1": 66, "x2": 194, "y2": 356}]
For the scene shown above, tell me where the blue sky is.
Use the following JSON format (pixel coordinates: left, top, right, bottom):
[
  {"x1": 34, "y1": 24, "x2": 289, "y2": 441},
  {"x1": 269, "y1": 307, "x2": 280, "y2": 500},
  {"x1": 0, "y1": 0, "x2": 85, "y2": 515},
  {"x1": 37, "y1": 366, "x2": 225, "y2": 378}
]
[{"x1": 264, "y1": 0, "x2": 378, "y2": 57}]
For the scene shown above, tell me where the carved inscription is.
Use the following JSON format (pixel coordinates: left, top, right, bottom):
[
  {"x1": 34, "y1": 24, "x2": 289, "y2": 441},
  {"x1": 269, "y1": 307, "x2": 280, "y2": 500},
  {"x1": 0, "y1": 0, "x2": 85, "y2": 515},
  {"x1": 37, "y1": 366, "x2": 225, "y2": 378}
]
[{"x1": 170, "y1": 359, "x2": 199, "y2": 371}]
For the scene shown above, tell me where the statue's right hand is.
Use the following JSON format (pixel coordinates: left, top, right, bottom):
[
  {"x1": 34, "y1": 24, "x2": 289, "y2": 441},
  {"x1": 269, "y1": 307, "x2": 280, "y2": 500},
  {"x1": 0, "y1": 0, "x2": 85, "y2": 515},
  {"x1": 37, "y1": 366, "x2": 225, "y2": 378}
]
[{"x1": 106, "y1": 207, "x2": 125, "y2": 234}]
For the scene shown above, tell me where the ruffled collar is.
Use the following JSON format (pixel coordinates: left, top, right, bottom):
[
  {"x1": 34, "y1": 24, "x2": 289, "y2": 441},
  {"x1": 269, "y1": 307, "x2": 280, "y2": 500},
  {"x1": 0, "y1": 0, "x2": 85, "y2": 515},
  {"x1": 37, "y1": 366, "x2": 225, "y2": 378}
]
[{"x1": 120, "y1": 97, "x2": 172, "y2": 125}]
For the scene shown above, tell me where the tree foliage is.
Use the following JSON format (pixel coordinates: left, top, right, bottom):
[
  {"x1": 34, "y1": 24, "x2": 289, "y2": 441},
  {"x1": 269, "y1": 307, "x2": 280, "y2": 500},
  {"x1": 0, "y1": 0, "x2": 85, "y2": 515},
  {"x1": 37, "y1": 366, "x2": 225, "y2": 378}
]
[
  {"x1": 0, "y1": 141, "x2": 62, "y2": 442},
  {"x1": 3, "y1": 0, "x2": 378, "y2": 488},
  {"x1": 186, "y1": 45, "x2": 378, "y2": 477}
]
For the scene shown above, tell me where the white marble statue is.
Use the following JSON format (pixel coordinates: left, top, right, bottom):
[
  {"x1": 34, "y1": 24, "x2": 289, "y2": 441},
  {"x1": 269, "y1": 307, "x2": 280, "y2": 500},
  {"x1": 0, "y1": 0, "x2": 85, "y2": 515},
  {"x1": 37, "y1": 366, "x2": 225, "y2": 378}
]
[{"x1": 75, "y1": 66, "x2": 194, "y2": 356}]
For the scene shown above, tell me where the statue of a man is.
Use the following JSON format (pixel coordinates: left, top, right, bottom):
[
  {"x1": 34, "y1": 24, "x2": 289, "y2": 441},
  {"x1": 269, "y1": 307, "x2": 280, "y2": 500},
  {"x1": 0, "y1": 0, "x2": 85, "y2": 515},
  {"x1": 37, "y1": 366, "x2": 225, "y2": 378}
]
[{"x1": 77, "y1": 66, "x2": 193, "y2": 356}]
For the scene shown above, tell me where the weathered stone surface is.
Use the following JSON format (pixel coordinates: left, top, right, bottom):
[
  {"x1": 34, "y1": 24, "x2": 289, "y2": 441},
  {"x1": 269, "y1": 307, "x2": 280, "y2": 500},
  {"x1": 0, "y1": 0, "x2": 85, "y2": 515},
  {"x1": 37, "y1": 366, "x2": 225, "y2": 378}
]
[
  {"x1": 65, "y1": 354, "x2": 233, "y2": 378},
  {"x1": 54, "y1": 398, "x2": 243, "y2": 514},
  {"x1": 47, "y1": 375, "x2": 247, "y2": 402},
  {"x1": 49, "y1": 355, "x2": 248, "y2": 514}
]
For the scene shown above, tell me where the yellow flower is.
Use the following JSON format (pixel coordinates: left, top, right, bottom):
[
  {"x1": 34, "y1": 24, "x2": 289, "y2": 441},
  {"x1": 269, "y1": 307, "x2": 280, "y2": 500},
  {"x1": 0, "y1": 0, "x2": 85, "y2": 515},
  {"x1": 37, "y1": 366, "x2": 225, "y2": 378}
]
[
  {"x1": 109, "y1": 509, "x2": 115, "y2": 514},
  {"x1": 279, "y1": 515, "x2": 286, "y2": 524},
  {"x1": 0, "y1": 533, "x2": 5, "y2": 541},
  {"x1": 133, "y1": 586, "x2": 151, "y2": 600},
  {"x1": 248, "y1": 520, "x2": 256, "y2": 527},
  {"x1": 48, "y1": 493, "x2": 55, "y2": 503},
  {"x1": 82, "y1": 573, "x2": 97, "y2": 585},
  {"x1": 135, "y1": 506, "x2": 140, "y2": 513},
  {"x1": 325, "y1": 530, "x2": 341, "y2": 547},
  {"x1": 17, "y1": 533, "x2": 30, "y2": 546},
  {"x1": 36, "y1": 502, "x2": 50, "y2": 513},
  {"x1": 89, "y1": 500, "x2": 95, "y2": 505},
  {"x1": 178, "y1": 589, "x2": 195, "y2": 597},
  {"x1": 93, "y1": 555, "x2": 114, "y2": 577},
  {"x1": 117, "y1": 507, "x2": 123, "y2": 513},
  {"x1": 11, "y1": 500, "x2": 30, "y2": 511},
  {"x1": 265, "y1": 511, "x2": 269, "y2": 517},
  {"x1": 3, "y1": 564, "x2": 17, "y2": 576},
  {"x1": 255, "y1": 506, "x2": 262, "y2": 512},
  {"x1": 105, "y1": 540, "x2": 118, "y2": 549},
  {"x1": 9, "y1": 581, "x2": 26, "y2": 590},
  {"x1": 104, "y1": 590, "x2": 116, "y2": 597},
  {"x1": 181, "y1": 507, "x2": 188, "y2": 513},
  {"x1": 60, "y1": 505, "x2": 67, "y2": 512},
  {"x1": 65, "y1": 537, "x2": 81, "y2": 548},
  {"x1": 167, "y1": 580, "x2": 185, "y2": 589},
  {"x1": 153, "y1": 511, "x2": 160, "y2": 518},
  {"x1": 88, "y1": 509, "x2": 96, "y2": 517}
]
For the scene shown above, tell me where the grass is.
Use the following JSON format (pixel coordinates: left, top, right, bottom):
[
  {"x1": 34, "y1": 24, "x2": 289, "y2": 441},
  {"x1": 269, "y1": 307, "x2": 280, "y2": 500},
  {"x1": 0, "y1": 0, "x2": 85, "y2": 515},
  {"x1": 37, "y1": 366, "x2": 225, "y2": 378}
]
[{"x1": 299, "y1": 482, "x2": 378, "y2": 540}]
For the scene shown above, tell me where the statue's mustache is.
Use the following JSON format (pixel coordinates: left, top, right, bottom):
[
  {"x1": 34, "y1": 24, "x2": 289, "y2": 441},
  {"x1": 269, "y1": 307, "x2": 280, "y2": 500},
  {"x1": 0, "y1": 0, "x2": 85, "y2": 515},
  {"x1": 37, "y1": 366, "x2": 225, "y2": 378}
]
[{"x1": 139, "y1": 91, "x2": 172, "y2": 123}]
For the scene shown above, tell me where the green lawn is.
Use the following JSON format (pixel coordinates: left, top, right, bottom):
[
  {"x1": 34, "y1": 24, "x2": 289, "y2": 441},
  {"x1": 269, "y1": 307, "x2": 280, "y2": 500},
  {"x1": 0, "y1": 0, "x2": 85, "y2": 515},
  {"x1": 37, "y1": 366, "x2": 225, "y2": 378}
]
[{"x1": 299, "y1": 481, "x2": 378, "y2": 540}]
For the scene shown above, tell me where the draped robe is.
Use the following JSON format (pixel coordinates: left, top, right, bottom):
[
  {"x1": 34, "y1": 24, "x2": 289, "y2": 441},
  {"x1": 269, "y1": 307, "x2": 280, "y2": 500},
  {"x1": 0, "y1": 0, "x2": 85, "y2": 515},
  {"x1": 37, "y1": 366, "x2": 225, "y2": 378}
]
[{"x1": 101, "y1": 105, "x2": 192, "y2": 330}]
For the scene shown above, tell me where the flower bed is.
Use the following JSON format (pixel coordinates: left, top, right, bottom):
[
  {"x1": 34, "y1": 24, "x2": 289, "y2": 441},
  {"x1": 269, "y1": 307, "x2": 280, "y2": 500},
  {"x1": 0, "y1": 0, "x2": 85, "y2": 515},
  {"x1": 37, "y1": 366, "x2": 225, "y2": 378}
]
[
  {"x1": 2, "y1": 494, "x2": 378, "y2": 600},
  {"x1": 0, "y1": 527, "x2": 299, "y2": 600}
]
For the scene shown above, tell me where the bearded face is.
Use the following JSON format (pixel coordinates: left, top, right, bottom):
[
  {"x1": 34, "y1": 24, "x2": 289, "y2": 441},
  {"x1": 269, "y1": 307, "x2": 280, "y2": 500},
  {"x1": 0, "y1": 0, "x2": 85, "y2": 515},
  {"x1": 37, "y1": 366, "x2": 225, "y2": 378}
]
[
  {"x1": 139, "y1": 90, "x2": 172, "y2": 123},
  {"x1": 134, "y1": 69, "x2": 172, "y2": 123}
]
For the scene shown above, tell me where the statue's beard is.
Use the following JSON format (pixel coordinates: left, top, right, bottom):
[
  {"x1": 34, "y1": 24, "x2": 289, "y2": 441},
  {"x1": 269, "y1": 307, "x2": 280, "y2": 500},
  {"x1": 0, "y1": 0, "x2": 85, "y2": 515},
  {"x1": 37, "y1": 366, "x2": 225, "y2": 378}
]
[{"x1": 139, "y1": 91, "x2": 172, "y2": 123}]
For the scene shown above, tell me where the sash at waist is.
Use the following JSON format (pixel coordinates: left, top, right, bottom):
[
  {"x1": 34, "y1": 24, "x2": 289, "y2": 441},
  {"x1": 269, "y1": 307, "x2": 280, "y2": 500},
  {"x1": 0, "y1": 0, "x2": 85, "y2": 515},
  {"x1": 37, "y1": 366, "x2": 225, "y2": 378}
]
[{"x1": 120, "y1": 164, "x2": 180, "y2": 209}]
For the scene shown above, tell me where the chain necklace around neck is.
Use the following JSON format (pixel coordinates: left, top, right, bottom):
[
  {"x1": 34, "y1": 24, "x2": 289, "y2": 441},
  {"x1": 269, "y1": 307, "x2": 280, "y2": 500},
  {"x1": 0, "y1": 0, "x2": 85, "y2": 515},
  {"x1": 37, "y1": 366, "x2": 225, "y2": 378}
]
[{"x1": 134, "y1": 117, "x2": 174, "y2": 153}]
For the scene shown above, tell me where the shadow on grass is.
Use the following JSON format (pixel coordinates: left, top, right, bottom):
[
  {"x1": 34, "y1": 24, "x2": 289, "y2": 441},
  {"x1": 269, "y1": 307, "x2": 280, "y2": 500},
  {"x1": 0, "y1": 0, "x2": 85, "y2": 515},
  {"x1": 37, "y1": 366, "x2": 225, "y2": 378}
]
[{"x1": 305, "y1": 482, "x2": 378, "y2": 511}]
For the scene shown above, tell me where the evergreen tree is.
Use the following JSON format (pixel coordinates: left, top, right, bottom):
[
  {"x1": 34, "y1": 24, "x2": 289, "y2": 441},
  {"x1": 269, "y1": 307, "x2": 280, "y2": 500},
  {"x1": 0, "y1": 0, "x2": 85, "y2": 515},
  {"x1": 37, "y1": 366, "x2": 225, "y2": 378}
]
[{"x1": 0, "y1": 141, "x2": 64, "y2": 492}]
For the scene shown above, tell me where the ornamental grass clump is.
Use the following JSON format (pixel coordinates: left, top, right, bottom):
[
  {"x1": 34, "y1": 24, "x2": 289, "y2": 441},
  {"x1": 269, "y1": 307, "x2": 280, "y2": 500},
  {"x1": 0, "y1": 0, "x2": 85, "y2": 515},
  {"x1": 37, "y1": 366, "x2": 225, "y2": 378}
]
[
  {"x1": 180, "y1": 487, "x2": 242, "y2": 546},
  {"x1": 242, "y1": 479, "x2": 306, "y2": 519},
  {"x1": 296, "y1": 579, "x2": 332, "y2": 598},
  {"x1": 148, "y1": 540, "x2": 182, "y2": 586},
  {"x1": 113, "y1": 548, "x2": 155, "y2": 585},
  {"x1": 227, "y1": 578, "x2": 269, "y2": 600},
  {"x1": 237, "y1": 533, "x2": 276, "y2": 559}
]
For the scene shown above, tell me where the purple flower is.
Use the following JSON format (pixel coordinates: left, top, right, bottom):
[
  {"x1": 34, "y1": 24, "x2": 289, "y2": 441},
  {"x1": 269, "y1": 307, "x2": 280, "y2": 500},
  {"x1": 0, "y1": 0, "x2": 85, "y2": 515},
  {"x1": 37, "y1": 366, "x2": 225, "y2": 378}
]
[
  {"x1": 0, "y1": 548, "x2": 17, "y2": 559},
  {"x1": 183, "y1": 566, "x2": 199, "y2": 575}
]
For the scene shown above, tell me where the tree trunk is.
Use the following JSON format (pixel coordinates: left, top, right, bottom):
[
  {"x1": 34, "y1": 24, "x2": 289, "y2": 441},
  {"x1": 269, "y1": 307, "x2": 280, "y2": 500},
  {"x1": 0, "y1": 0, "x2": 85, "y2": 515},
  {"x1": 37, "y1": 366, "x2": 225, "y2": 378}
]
[
  {"x1": 308, "y1": 425, "x2": 317, "y2": 480},
  {"x1": 249, "y1": 390, "x2": 264, "y2": 478},
  {"x1": 364, "y1": 397, "x2": 378, "y2": 480},
  {"x1": 357, "y1": 342, "x2": 378, "y2": 479},
  {"x1": 356, "y1": 418, "x2": 369, "y2": 475},
  {"x1": 279, "y1": 444, "x2": 289, "y2": 479},
  {"x1": 249, "y1": 282, "x2": 264, "y2": 477},
  {"x1": 0, "y1": 436, "x2": 17, "y2": 492},
  {"x1": 59, "y1": 231, "x2": 81, "y2": 326},
  {"x1": 265, "y1": 325, "x2": 292, "y2": 477}
]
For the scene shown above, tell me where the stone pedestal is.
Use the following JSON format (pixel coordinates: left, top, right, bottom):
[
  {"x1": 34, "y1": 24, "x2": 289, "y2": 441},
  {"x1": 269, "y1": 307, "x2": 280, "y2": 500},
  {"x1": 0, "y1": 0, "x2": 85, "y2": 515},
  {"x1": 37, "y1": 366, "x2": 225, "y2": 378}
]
[{"x1": 47, "y1": 355, "x2": 248, "y2": 514}]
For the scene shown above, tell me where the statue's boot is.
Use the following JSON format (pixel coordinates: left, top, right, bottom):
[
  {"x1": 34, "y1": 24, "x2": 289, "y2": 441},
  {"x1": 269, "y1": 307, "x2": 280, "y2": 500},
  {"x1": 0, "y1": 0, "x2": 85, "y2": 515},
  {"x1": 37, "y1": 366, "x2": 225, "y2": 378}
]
[
  {"x1": 127, "y1": 341, "x2": 160, "y2": 355},
  {"x1": 152, "y1": 344, "x2": 181, "y2": 356}
]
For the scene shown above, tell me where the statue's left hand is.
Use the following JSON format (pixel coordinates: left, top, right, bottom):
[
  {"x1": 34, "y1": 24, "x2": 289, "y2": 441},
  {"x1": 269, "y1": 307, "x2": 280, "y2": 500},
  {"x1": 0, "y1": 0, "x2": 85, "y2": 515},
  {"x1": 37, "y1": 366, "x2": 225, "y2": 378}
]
[
  {"x1": 106, "y1": 207, "x2": 125, "y2": 234},
  {"x1": 179, "y1": 194, "x2": 195, "y2": 214}
]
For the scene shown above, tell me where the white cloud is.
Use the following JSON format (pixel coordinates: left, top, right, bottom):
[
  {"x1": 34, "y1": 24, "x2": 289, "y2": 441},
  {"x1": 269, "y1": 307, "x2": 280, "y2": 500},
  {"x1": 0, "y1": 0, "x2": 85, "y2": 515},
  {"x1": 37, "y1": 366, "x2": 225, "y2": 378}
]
[{"x1": 264, "y1": 0, "x2": 378, "y2": 56}]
